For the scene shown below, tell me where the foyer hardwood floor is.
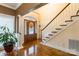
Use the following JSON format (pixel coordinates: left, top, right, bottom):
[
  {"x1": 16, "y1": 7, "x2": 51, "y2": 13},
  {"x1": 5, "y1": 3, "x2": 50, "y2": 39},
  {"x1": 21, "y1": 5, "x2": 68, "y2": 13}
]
[
  {"x1": 16, "y1": 40, "x2": 75, "y2": 56},
  {"x1": 1, "y1": 40, "x2": 75, "y2": 56}
]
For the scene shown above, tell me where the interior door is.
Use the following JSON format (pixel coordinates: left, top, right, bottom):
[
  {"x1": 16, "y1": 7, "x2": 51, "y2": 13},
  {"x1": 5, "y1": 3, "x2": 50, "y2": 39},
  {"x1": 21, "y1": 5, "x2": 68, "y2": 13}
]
[{"x1": 24, "y1": 20, "x2": 37, "y2": 43}]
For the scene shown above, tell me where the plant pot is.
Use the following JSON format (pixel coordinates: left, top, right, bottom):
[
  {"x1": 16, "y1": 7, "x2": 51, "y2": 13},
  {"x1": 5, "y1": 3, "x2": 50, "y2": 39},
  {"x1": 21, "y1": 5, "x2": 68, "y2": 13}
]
[{"x1": 3, "y1": 42, "x2": 15, "y2": 53}]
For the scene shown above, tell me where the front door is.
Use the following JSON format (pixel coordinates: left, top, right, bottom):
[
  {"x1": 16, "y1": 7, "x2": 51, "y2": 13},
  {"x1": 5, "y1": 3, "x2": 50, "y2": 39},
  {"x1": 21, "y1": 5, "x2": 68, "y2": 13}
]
[{"x1": 24, "y1": 20, "x2": 37, "y2": 44}]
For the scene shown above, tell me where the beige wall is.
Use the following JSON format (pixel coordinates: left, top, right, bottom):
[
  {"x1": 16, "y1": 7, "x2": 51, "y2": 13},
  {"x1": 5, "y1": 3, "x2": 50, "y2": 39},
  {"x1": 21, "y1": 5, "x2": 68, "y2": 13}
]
[{"x1": 34, "y1": 3, "x2": 68, "y2": 29}]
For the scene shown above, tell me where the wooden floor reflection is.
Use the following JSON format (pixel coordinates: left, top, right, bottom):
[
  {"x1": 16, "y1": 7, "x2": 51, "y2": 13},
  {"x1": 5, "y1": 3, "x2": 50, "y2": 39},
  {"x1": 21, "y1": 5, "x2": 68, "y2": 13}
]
[{"x1": 16, "y1": 40, "x2": 75, "y2": 56}]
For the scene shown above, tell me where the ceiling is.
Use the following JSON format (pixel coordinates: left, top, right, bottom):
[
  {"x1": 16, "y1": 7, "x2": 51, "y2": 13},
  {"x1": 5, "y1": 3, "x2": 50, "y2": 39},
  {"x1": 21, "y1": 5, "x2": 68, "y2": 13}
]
[{"x1": 0, "y1": 3, "x2": 22, "y2": 10}]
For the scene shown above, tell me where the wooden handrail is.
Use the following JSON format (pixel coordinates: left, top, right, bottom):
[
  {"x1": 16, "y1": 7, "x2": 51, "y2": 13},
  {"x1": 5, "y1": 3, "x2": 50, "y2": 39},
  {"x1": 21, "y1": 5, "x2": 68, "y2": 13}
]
[{"x1": 41, "y1": 3, "x2": 71, "y2": 31}]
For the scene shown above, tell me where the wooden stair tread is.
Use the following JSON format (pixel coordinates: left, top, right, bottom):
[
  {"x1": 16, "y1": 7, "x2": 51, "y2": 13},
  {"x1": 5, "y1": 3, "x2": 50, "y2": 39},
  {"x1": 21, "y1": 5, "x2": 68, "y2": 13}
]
[
  {"x1": 65, "y1": 20, "x2": 73, "y2": 22},
  {"x1": 45, "y1": 37, "x2": 49, "y2": 38},
  {"x1": 55, "y1": 28, "x2": 62, "y2": 30},
  {"x1": 48, "y1": 34, "x2": 53, "y2": 36},
  {"x1": 51, "y1": 31, "x2": 57, "y2": 33},
  {"x1": 60, "y1": 24, "x2": 67, "y2": 26}
]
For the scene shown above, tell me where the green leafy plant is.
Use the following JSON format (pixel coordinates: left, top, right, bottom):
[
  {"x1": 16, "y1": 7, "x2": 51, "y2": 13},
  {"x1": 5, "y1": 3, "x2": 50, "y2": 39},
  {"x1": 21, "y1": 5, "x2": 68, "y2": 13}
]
[
  {"x1": 43, "y1": 39, "x2": 48, "y2": 42},
  {"x1": 0, "y1": 26, "x2": 18, "y2": 43}
]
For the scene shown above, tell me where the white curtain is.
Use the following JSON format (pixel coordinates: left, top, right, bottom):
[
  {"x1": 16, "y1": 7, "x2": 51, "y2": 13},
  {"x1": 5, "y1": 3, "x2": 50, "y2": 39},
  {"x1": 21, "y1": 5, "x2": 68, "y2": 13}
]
[{"x1": 0, "y1": 13, "x2": 14, "y2": 33}]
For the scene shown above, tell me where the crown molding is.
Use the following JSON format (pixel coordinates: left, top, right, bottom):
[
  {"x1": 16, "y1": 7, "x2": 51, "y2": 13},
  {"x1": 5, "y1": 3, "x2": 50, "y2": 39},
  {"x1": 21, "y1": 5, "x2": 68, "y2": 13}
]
[{"x1": 0, "y1": 3, "x2": 22, "y2": 10}]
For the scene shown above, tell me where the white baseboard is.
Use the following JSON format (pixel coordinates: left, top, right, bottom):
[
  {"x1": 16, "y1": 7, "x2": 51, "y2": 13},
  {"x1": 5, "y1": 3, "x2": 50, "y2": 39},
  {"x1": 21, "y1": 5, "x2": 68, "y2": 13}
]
[{"x1": 40, "y1": 42, "x2": 79, "y2": 56}]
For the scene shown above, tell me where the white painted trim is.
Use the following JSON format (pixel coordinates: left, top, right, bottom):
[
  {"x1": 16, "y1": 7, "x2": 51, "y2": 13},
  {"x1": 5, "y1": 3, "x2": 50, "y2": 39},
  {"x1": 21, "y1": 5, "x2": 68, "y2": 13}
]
[
  {"x1": 0, "y1": 13, "x2": 14, "y2": 16},
  {"x1": 15, "y1": 3, "x2": 22, "y2": 9},
  {"x1": 0, "y1": 3, "x2": 22, "y2": 10},
  {"x1": 41, "y1": 42, "x2": 79, "y2": 55}
]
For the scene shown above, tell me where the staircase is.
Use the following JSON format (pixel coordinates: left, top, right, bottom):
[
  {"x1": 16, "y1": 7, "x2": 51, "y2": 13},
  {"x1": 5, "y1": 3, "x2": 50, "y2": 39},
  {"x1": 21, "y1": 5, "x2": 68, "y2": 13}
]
[{"x1": 42, "y1": 3, "x2": 79, "y2": 43}]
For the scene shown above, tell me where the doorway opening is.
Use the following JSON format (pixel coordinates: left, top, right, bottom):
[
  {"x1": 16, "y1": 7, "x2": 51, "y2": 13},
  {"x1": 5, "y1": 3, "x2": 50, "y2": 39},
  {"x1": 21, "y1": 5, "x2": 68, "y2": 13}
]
[{"x1": 24, "y1": 20, "x2": 37, "y2": 44}]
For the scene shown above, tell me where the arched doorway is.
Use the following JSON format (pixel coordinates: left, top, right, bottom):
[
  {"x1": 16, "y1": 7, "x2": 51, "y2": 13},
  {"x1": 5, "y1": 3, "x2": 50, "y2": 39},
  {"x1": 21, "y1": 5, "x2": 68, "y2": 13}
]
[{"x1": 24, "y1": 16, "x2": 37, "y2": 44}]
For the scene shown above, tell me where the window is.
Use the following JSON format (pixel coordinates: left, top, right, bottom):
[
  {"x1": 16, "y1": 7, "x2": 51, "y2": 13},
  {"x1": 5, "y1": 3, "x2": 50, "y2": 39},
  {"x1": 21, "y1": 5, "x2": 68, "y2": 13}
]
[{"x1": 0, "y1": 13, "x2": 15, "y2": 33}]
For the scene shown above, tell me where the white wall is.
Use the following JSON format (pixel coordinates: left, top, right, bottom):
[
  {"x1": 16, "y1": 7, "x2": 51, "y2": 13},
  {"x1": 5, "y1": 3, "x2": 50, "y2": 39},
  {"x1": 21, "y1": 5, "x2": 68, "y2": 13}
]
[
  {"x1": 42, "y1": 3, "x2": 79, "y2": 39},
  {"x1": 47, "y1": 16, "x2": 79, "y2": 49},
  {"x1": 18, "y1": 15, "x2": 24, "y2": 48},
  {"x1": 40, "y1": 3, "x2": 79, "y2": 55}
]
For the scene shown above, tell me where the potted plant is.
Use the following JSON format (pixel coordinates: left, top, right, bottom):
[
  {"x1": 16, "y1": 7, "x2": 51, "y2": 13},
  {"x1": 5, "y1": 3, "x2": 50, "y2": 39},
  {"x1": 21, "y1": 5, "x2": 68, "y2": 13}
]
[{"x1": 0, "y1": 26, "x2": 18, "y2": 53}]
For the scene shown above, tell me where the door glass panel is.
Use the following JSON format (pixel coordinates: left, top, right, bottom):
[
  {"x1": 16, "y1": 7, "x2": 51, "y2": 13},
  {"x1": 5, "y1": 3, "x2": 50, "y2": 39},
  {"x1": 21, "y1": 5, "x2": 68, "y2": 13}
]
[{"x1": 29, "y1": 22, "x2": 34, "y2": 34}]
